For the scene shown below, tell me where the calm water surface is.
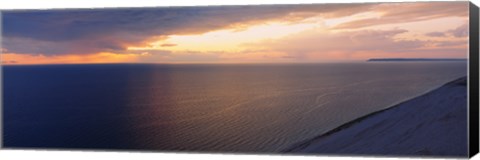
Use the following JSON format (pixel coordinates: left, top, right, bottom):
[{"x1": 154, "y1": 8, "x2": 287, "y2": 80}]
[{"x1": 3, "y1": 62, "x2": 467, "y2": 152}]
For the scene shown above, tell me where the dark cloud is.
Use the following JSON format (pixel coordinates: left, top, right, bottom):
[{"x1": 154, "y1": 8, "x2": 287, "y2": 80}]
[{"x1": 2, "y1": 3, "x2": 373, "y2": 55}]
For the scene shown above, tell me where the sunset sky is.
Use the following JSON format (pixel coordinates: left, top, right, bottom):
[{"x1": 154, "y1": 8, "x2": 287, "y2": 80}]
[{"x1": 1, "y1": 2, "x2": 469, "y2": 64}]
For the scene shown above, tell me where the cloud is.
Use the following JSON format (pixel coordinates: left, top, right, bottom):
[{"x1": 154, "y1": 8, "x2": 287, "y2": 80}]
[
  {"x1": 282, "y1": 55, "x2": 297, "y2": 59},
  {"x1": 160, "y1": 43, "x2": 177, "y2": 47},
  {"x1": 115, "y1": 26, "x2": 468, "y2": 63},
  {"x1": 258, "y1": 28, "x2": 420, "y2": 55},
  {"x1": 334, "y1": 2, "x2": 468, "y2": 29},
  {"x1": 2, "y1": 36, "x2": 134, "y2": 55},
  {"x1": 1, "y1": 52, "x2": 140, "y2": 64},
  {"x1": 425, "y1": 32, "x2": 446, "y2": 37},
  {"x1": 2, "y1": 2, "x2": 468, "y2": 64},
  {"x1": 1, "y1": 60, "x2": 17, "y2": 64},
  {"x1": 434, "y1": 40, "x2": 467, "y2": 47},
  {"x1": 2, "y1": 4, "x2": 373, "y2": 56},
  {"x1": 447, "y1": 23, "x2": 468, "y2": 37},
  {"x1": 245, "y1": 27, "x2": 466, "y2": 60},
  {"x1": 424, "y1": 23, "x2": 468, "y2": 38}
]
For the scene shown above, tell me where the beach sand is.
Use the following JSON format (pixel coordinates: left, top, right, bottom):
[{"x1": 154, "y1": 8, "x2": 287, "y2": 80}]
[{"x1": 284, "y1": 76, "x2": 468, "y2": 157}]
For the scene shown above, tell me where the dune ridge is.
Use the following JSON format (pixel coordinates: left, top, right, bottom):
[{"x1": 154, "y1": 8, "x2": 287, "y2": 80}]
[{"x1": 284, "y1": 76, "x2": 468, "y2": 157}]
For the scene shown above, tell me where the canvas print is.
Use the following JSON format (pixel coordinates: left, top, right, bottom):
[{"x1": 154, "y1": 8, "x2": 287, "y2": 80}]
[{"x1": 1, "y1": 1, "x2": 475, "y2": 158}]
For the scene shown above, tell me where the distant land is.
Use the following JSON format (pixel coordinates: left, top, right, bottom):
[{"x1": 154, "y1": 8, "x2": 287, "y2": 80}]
[{"x1": 367, "y1": 58, "x2": 467, "y2": 62}]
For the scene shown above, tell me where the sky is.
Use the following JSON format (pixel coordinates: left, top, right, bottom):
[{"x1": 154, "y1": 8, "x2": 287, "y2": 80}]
[{"x1": 0, "y1": 2, "x2": 469, "y2": 64}]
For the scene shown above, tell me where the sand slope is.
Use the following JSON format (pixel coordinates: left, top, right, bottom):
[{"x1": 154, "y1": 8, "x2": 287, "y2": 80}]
[{"x1": 285, "y1": 77, "x2": 468, "y2": 157}]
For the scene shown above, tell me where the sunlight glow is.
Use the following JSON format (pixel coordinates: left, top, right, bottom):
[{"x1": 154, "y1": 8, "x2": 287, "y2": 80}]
[
  {"x1": 1, "y1": 52, "x2": 140, "y2": 65},
  {"x1": 128, "y1": 21, "x2": 322, "y2": 53}
]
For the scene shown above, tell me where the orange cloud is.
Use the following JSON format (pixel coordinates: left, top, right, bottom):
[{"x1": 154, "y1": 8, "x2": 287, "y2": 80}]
[
  {"x1": 160, "y1": 43, "x2": 177, "y2": 47},
  {"x1": 1, "y1": 52, "x2": 140, "y2": 65}
]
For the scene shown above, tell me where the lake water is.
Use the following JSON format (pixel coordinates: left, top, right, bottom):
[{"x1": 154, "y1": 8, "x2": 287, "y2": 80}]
[{"x1": 3, "y1": 62, "x2": 467, "y2": 153}]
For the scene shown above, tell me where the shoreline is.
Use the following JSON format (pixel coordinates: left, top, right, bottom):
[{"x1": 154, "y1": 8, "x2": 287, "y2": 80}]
[{"x1": 283, "y1": 76, "x2": 468, "y2": 157}]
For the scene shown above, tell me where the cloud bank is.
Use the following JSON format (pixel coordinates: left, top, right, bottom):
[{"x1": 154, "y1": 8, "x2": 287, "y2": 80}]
[
  {"x1": 1, "y1": 2, "x2": 469, "y2": 64},
  {"x1": 2, "y1": 4, "x2": 373, "y2": 55}
]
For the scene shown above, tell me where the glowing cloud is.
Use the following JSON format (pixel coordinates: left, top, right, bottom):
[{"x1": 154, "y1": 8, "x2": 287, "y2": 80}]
[{"x1": 1, "y1": 2, "x2": 469, "y2": 64}]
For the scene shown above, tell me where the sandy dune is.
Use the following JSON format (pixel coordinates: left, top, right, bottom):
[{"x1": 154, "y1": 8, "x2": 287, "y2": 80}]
[{"x1": 285, "y1": 76, "x2": 468, "y2": 157}]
